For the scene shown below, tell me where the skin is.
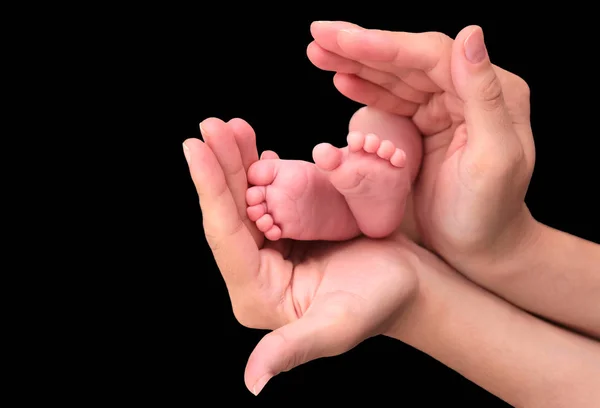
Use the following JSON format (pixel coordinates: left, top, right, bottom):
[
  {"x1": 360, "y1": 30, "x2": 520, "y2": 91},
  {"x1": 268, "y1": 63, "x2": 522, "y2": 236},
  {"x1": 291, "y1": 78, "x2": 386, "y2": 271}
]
[
  {"x1": 308, "y1": 22, "x2": 600, "y2": 338},
  {"x1": 244, "y1": 119, "x2": 421, "y2": 241},
  {"x1": 183, "y1": 120, "x2": 600, "y2": 406},
  {"x1": 182, "y1": 22, "x2": 600, "y2": 404},
  {"x1": 184, "y1": 119, "x2": 418, "y2": 394},
  {"x1": 307, "y1": 21, "x2": 534, "y2": 256}
]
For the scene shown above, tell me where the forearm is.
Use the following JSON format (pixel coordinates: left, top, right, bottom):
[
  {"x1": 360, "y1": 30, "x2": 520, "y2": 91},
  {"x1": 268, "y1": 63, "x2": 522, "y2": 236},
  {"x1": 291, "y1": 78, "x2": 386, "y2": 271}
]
[
  {"x1": 463, "y1": 217, "x2": 600, "y2": 339},
  {"x1": 388, "y1": 238, "x2": 600, "y2": 407}
]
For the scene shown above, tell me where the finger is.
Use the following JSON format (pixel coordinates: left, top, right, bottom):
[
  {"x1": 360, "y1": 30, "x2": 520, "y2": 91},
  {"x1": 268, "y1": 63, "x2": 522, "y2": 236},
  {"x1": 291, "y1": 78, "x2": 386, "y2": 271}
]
[
  {"x1": 451, "y1": 26, "x2": 518, "y2": 151},
  {"x1": 356, "y1": 66, "x2": 430, "y2": 104},
  {"x1": 333, "y1": 73, "x2": 419, "y2": 116},
  {"x1": 260, "y1": 150, "x2": 279, "y2": 160},
  {"x1": 310, "y1": 20, "x2": 364, "y2": 58},
  {"x1": 312, "y1": 22, "x2": 455, "y2": 94},
  {"x1": 335, "y1": 29, "x2": 454, "y2": 94},
  {"x1": 226, "y1": 118, "x2": 264, "y2": 246},
  {"x1": 308, "y1": 42, "x2": 429, "y2": 104},
  {"x1": 244, "y1": 302, "x2": 363, "y2": 396},
  {"x1": 310, "y1": 22, "x2": 432, "y2": 92},
  {"x1": 411, "y1": 92, "x2": 458, "y2": 136},
  {"x1": 183, "y1": 138, "x2": 260, "y2": 288},
  {"x1": 307, "y1": 41, "x2": 363, "y2": 73},
  {"x1": 491, "y1": 66, "x2": 536, "y2": 171},
  {"x1": 311, "y1": 21, "x2": 442, "y2": 91},
  {"x1": 227, "y1": 118, "x2": 259, "y2": 172},
  {"x1": 200, "y1": 118, "x2": 262, "y2": 244}
]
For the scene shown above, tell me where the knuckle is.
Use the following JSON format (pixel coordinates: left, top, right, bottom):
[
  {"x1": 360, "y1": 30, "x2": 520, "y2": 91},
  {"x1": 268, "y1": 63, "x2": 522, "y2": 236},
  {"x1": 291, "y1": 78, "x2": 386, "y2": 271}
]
[
  {"x1": 514, "y1": 76, "x2": 531, "y2": 98},
  {"x1": 203, "y1": 229, "x2": 222, "y2": 252},
  {"x1": 256, "y1": 330, "x2": 302, "y2": 373},
  {"x1": 515, "y1": 77, "x2": 531, "y2": 114},
  {"x1": 478, "y1": 72, "x2": 504, "y2": 109},
  {"x1": 484, "y1": 144, "x2": 527, "y2": 180},
  {"x1": 203, "y1": 218, "x2": 244, "y2": 253},
  {"x1": 504, "y1": 70, "x2": 530, "y2": 93},
  {"x1": 379, "y1": 81, "x2": 396, "y2": 91},
  {"x1": 508, "y1": 74, "x2": 531, "y2": 105},
  {"x1": 425, "y1": 31, "x2": 452, "y2": 50},
  {"x1": 502, "y1": 71, "x2": 531, "y2": 103},
  {"x1": 372, "y1": 90, "x2": 392, "y2": 111},
  {"x1": 501, "y1": 146, "x2": 527, "y2": 176},
  {"x1": 267, "y1": 331, "x2": 297, "y2": 371},
  {"x1": 423, "y1": 31, "x2": 452, "y2": 72},
  {"x1": 462, "y1": 142, "x2": 529, "y2": 191},
  {"x1": 205, "y1": 236, "x2": 221, "y2": 252},
  {"x1": 202, "y1": 225, "x2": 222, "y2": 252}
]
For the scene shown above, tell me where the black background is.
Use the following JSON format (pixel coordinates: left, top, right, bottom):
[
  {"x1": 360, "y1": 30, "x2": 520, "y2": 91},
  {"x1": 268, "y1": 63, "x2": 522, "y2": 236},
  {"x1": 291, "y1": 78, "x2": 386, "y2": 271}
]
[{"x1": 121, "y1": 11, "x2": 599, "y2": 407}]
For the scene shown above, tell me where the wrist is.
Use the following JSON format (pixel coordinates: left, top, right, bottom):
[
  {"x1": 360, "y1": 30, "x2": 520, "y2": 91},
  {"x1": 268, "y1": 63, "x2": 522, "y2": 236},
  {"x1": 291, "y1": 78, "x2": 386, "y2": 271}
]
[
  {"x1": 458, "y1": 204, "x2": 543, "y2": 277},
  {"x1": 383, "y1": 237, "x2": 600, "y2": 407},
  {"x1": 385, "y1": 219, "x2": 540, "y2": 341},
  {"x1": 383, "y1": 237, "x2": 446, "y2": 343},
  {"x1": 435, "y1": 206, "x2": 600, "y2": 339}
]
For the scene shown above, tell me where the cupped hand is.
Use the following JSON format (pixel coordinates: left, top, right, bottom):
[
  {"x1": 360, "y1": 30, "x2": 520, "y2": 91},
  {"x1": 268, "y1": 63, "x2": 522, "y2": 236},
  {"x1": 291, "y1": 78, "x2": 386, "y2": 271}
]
[
  {"x1": 183, "y1": 118, "x2": 417, "y2": 395},
  {"x1": 308, "y1": 22, "x2": 536, "y2": 267}
]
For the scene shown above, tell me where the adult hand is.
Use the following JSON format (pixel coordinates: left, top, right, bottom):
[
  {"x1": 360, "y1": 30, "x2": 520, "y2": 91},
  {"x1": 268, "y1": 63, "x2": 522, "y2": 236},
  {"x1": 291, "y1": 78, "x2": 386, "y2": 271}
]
[
  {"x1": 185, "y1": 122, "x2": 600, "y2": 403},
  {"x1": 309, "y1": 22, "x2": 600, "y2": 338},
  {"x1": 308, "y1": 22, "x2": 535, "y2": 268},
  {"x1": 183, "y1": 118, "x2": 417, "y2": 395}
]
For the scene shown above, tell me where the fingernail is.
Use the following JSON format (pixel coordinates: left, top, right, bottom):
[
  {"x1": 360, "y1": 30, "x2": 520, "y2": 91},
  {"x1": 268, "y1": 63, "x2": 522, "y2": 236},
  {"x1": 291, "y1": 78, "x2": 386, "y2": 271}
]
[
  {"x1": 199, "y1": 122, "x2": 206, "y2": 139},
  {"x1": 252, "y1": 374, "x2": 273, "y2": 396},
  {"x1": 340, "y1": 28, "x2": 362, "y2": 34},
  {"x1": 464, "y1": 27, "x2": 487, "y2": 64},
  {"x1": 182, "y1": 142, "x2": 190, "y2": 164},
  {"x1": 314, "y1": 20, "x2": 334, "y2": 24}
]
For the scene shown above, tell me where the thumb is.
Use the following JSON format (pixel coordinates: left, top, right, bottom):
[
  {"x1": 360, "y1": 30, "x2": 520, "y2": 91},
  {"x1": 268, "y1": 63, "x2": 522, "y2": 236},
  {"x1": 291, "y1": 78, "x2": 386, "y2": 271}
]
[
  {"x1": 451, "y1": 26, "x2": 514, "y2": 149},
  {"x1": 244, "y1": 305, "x2": 364, "y2": 396}
]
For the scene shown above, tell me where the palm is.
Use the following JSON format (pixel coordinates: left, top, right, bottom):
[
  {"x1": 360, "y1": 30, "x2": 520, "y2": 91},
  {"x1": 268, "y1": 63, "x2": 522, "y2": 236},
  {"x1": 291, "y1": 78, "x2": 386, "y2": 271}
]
[
  {"x1": 192, "y1": 117, "x2": 415, "y2": 344},
  {"x1": 308, "y1": 22, "x2": 534, "y2": 252},
  {"x1": 413, "y1": 124, "x2": 464, "y2": 247},
  {"x1": 189, "y1": 118, "x2": 418, "y2": 394},
  {"x1": 227, "y1": 230, "x2": 417, "y2": 394},
  {"x1": 409, "y1": 93, "x2": 481, "y2": 251},
  {"x1": 249, "y1": 236, "x2": 416, "y2": 340},
  {"x1": 412, "y1": 80, "x2": 532, "y2": 253}
]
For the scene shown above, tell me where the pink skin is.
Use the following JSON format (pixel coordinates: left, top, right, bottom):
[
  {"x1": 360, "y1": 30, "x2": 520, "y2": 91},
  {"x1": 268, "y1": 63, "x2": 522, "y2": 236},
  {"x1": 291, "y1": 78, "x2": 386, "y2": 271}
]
[
  {"x1": 246, "y1": 107, "x2": 423, "y2": 241},
  {"x1": 246, "y1": 158, "x2": 360, "y2": 241}
]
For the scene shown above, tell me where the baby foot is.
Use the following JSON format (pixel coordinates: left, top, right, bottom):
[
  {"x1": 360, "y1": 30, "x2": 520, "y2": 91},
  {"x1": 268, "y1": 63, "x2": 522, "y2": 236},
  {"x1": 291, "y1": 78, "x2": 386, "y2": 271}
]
[
  {"x1": 246, "y1": 158, "x2": 360, "y2": 241},
  {"x1": 312, "y1": 131, "x2": 411, "y2": 238}
]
